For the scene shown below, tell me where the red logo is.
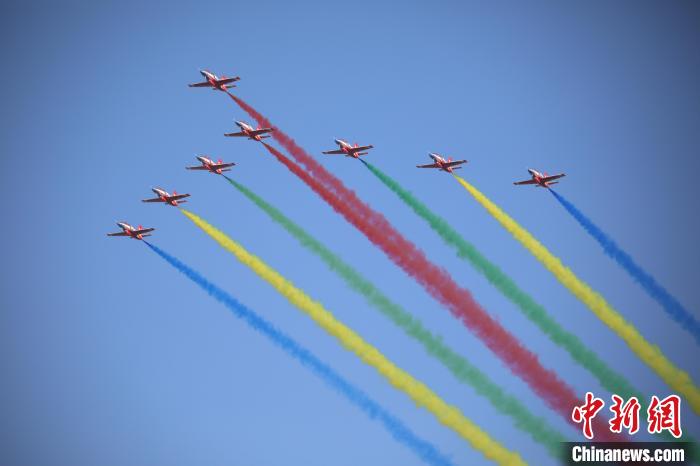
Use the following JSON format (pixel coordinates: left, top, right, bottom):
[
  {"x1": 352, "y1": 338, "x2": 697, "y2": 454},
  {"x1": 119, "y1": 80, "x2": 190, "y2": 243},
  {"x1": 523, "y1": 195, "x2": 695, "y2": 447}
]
[
  {"x1": 647, "y1": 395, "x2": 682, "y2": 438},
  {"x1": 609, "y1": 395, "x2": 640, "y2": 435},
  {"x1": 572, "y1": 392, "x2": 605, "y2": 439},
  {"x1": 572, "y1": 393, "x2": 682, "y2": 439}
]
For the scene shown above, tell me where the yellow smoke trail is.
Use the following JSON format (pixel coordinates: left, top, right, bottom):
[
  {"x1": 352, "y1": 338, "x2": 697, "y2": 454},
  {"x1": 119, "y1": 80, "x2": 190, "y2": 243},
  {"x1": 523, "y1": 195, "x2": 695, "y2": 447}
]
[
  {"x1": 453, "y1": 176, "x2": 700, "y2": 414},
  {"x1": 181, "y1": 209, "x2": 525, "y2": 466}
]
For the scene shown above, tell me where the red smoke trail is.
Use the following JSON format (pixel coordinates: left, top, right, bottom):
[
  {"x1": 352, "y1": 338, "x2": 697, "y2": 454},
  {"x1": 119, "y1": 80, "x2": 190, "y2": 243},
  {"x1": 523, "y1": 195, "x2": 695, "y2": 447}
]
[{"x1": 231, "y1": 92, "x2": 621, "y2": 441}]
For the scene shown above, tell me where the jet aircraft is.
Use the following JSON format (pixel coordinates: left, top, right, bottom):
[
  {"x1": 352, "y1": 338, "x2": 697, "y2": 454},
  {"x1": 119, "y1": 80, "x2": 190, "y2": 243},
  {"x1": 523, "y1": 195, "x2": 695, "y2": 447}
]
[
  {"x1": 224, "y1": 121, "x2": 274, "y2": 141},
  {"x1": 513, "y1": 169, "x2": 566, "y2": 188},
  {"x1": 188, "y1": 69, "x2": 240, "y2": 91},
  {"x1": 107, "y1": 222, "x2": 155, "y2": 240},
  {"x1": 186, "y1": 155, "x2": 236, "y2": 175},
  {"x1": 142, "y1": 187, "x2": 191, "y2": 206},
  {"x1": 322, "y1": 139, "x2": 374, "y2": 158},
  {"x1": 416, "y1": 153, "x2": 468, "y2": 173}
]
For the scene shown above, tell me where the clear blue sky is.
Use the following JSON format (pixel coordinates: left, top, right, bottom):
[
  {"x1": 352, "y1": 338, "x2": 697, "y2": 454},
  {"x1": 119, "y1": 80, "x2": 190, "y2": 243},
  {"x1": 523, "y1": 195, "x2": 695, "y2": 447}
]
[{"x1": 2, "y1": 1, "x2": 699, "y2": 465}]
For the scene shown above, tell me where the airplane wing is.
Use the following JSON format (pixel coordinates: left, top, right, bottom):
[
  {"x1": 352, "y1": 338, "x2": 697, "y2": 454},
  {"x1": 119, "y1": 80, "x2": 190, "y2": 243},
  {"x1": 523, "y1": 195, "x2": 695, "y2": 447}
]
[
  {"x1": 322, "y1": 150, "x2": 346, "y2": 155},
  {"x1": 513, "y1": 179, "x2": 538, "y2": 185},
  {"x1": 211, "y1": 162, "x2": 236, "y2": 170},
  {"x1": 224, "y1": 131, "x2": 247, "y2": 137},
  {"x1": 350, "y1": 145, "x2": 373, "y2": 152},
  {"x1": 541, "y1": 173, "x2": 566, "y2": 182},
  {"x1": 188, "y1": 81, "x2": 212, "y2": 88},
  {"x1": 107, "y1": 232, "x2": 128, "y2": 236},
  {"x1": 186, "y1": 165, "x2": 209, "y2": 170},
  {"x1": 167, "y1": 193, "x2": 191, "y2": 201},
  {"x1": 218, "y1": 77, "x2": 240, "y2": 84},
  {"x1": 133, "y1": 227, "x2": 155, "y2": 235},
  {"x1": 416, "y1": 163, "x2": 440, "y2": 168},
  {"x1": 250, "y1": 128, "x2": 273, "y2": 136},
  {"x1": 444, "y1": 160, "x2": 467, "y2": 167},
  {"x1": 142, "y1": 197, "x2": 164, "y2": 202}
]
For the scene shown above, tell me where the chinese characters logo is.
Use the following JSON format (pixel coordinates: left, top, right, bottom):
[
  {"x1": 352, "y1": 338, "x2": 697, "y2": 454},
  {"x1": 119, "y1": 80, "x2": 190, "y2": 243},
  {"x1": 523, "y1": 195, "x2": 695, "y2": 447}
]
[{"x1": 571, "y1": 392, "x2": 681, "y2": 439}]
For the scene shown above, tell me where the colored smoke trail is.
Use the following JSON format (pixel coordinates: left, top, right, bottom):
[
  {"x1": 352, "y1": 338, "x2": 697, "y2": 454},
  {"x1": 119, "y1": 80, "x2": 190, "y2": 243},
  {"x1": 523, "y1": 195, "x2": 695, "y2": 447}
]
[
  {"x1": 179, "y1": 209, "x2": 527, "y2": 466},
  {"x1": 227, "y1": 96, "x2": 622, "y2": 442},
  {"x1": 361, "y1": 161, "x2": 640, "y2": 401},
  {"x1": 550, "y1": 189, "x2": 700, "y2": 345},
  {"x1": 225, "y1": 176, "x2": 566, "y2": 457},
  {"x1": 453, "y1": 176, "x2": 700, "y2": 414},
  {"x1": 144, "y1": 242, "x2": 456, "y2": 466},
  {"x1": 247, "y1": 139, "x2": 619, "y2": 442}
]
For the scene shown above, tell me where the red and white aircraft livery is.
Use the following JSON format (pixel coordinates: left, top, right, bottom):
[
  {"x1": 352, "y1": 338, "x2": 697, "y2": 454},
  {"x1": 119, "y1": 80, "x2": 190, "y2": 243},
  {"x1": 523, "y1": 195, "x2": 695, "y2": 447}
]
[
  {"x1": 224, "y1": 121, "x2": 274, "y2": 142},
  {"x1": 142, "y1": 187, "x2": 191, "y2": 206},
  {"x1": 186, "y1": 155, "x2": 236, "y2": 175},
  {"x1": 322, "y1": 139, "x2": 374, "y2": 158},
  {"x1": 107, "y1": 222, "x2": 155, "y2": 240},
  {"x1": 513, "y1": 168, "x2": 566, "y2": 188},
  {"x1": 416, "y1": 153, "x2": 468, "y2": 173},
  {"x1": 188, "y1": 69, "x2": 240, "y2": 91}
]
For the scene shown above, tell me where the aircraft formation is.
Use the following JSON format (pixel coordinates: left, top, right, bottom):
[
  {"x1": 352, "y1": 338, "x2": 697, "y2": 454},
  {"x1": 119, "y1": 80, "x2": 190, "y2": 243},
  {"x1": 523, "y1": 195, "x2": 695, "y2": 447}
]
[
  {"x1": 103, "y1": 69, "x2": 700, "y2": 466},
  {"x1": 108, "y1": 68, "x2": 565, "y2": 240}
]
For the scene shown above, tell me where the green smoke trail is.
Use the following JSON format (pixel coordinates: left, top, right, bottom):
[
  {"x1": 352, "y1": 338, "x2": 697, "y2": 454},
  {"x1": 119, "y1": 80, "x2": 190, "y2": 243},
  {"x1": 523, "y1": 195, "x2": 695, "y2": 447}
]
[
  {"x1": 361, "y1": 161, "x2": 645, "y2": 400},
  {"x1": 225, "y1": 176, "x2": 567, "y2": 457}
]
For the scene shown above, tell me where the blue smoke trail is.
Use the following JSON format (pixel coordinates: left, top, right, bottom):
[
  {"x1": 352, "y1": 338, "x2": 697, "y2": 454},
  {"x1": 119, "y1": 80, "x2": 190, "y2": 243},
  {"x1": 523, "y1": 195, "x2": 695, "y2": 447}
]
[
  {"x1": 549, "y1": 190, "x2": 699, "y2": 345},
  {"x1": 144, "y1": 242, "x2": 455, "y2": 466}
]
